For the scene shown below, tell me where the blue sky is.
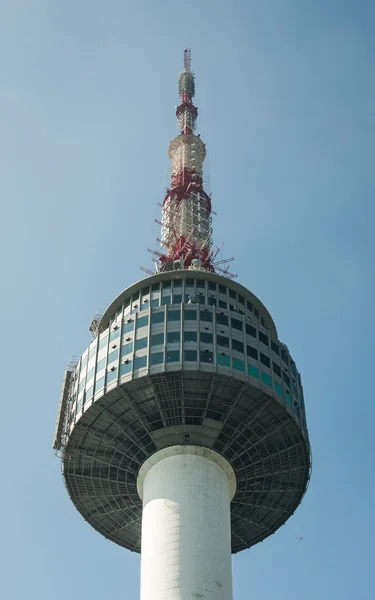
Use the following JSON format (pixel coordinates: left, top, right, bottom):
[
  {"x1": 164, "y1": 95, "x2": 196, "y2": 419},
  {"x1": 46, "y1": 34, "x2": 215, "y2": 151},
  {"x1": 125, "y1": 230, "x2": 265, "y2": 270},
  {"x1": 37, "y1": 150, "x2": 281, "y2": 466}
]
[{"x1": 0, "y1": 1, "x2": 374, "y2": 598}]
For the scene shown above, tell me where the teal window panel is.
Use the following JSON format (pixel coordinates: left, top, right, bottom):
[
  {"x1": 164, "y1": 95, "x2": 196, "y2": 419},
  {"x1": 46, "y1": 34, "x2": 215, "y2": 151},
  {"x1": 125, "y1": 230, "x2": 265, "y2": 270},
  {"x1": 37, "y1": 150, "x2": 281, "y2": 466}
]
[
  {"x1": 107, "y1": 349, "x2": 119, "y2": 364},
  {"x1": 123, "y1": 321, "x2": 134, "y2": 333},
  {"x1": 217, "y1": 335, "x2": 229, "y2": 348},
  {"x1": 96, "y1": 357, "x2": 106, "y2": 372},
  {"x1": 134, "y1": 355, "x2": 147, "y2": 369},
  {"x1": 136, "y1": 315, "x2": 149, "y2": 329},
  {"x1": 285, "y1": 391, "x2": 292, "y2": 405},
  {"x1": 184, "y1": 331, "x2": 197, "y2": 343},
  {"x1": 261, "y1": 371, "x2": 272, "y2": 387},
  {"x1": 86, "y1": 385, "x2": 93, "y2": 400},
  {"x1": 106, "y1": 369, "x2": 117, "y2": 384},
  {"x1": 81, "y1": 356, "x2": 88, "y2": 371},
  {"x1": 196, "y1": 280, "x2": 205, "y2": 288},
  {"x1": 200, "y1": 310, "x2": 213, "y2": 322},
  {"x1": 217, "y1": 354, "x2": 230, "y2": 367},
  {"x1": 184, "y1": 350, "x2": 197, "y2": 361},
  {"x1": 232, "y1": 357, "x2": 245, "y2": 372},
  {"x1": 120, "y1": 361, "x2": 132, "y2": 376},
  {"x1": 152, "y1": 282, "x2": 160, "y2": 291},
  {"x1": 167, "y1": 350, "x2": 180, "y2": 362},
  {"x1": 168, "y1": 310, "x2": 180, "y2": 322},
  {"x1": 109, "y1": 328, "x2": 120, "y2": 342},
  {"x1": 77, "y1": 398, "x2": 83, "y2": 412},
  {"x1": 216, "y1": 314, "x2": 228, "y2": 326},
  {"x1": 78, "y1": 379, "x2": 85, "y2": 394},
  {"x1": 201, "y1": 351, "x2": 214, "y2": 363},
  {"x1": 95, "y1": 376, "x2": 105, "y2": 393},
  {"x1": 200, "y1": 332, "x2": 213, "y2": 344},
  {"x1": 167, "y1": 331, "x2": 180, "y2": 343},
  {"x1": 274, "y1": 381, "x2": 283, "y2": 396},
  {"x1": 248, "y1": 364, "x2": 260, "y2": 379},
  {"x1": 208, "y1": 282, "x2": 217, "y2": 291},
  {"x1": 150, "y1": 298, "x2": 160, "y2": 307},
  {"x1": 140, "y1": 302, "x2": 147, "y2": 311},
  {"x1": 98, "y1": 336, "x2": 108, "y2": 351},
  {"x1": 173, "y1": 294, "x2": 182, "y2": 304},
  {"x1": 86, "y1": 367, "x2": 94, "y2": 383},
  {"x1": 151, "y1": 311, "x2": 165, "y2": 324},
  {"x1": 163, "y1": 280, "x2": 171, "y2": 289},
  {"x1": 88, "y1": 344, "x2": 97, "y2": 361},
  {"x1": 162, "y1": 295, "x2": 171, "y2": 305},
  {"x1": 150, "y1": 352, "x2": 164, "y2": 365},
  {"x1": 135, "y1": 337, "x2": 148, "y2": 351},
  {"x1": 184, "y1": 309, "x2": 197, "y2": 321},
  {"x1": 174, "y1": 280, "x2": 182, "y2": 287},
  {"x1": 151, "y1": 333, "x2": 164, "y2": 346},
  {"x1": 120, "y1": 343, "x2": 133, "y2": 356}
]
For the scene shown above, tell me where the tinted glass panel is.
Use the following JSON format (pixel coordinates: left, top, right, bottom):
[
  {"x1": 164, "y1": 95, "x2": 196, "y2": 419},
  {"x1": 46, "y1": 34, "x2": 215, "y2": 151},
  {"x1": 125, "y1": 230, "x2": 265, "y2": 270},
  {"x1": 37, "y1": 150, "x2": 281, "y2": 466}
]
[
  {"x1": 173, "y1": 294, "x2": 182, "y2": 304},
  {"x1": 283, "y1": 372, "x2": 291, "y2": 386},
  {"x1": 229, "y1": 289, "x2": 236, "y2": 299},
  {"x1": 248, "y1": 364, "x2": 259, "y2": 379},
  {"x1": 184, "y1": 350, "x2": 197, "y2": 361},
  {"x1": 232, "y1": 357, "x2": 244, "y2": 371},
  {"x1": 136, "y1": 315, "x2": 149, "y2": 329},
  {"x1": 246, "y1": 323, "x2": 256, "y2": 337},
  {"x1": 219, "y1": 284, "x2": 226, "y2": 294},
  {"x1": 152, "y1": 312, "x2": 165, "y2": 324},
  {"x1": 184, "y1": 310, "x2": 197, "y2": 321},
  {"x1": 218, "y1": 300, "x2": 227, "y2": 309},
  {"x1": 200, "y1": 310, "x2": 213, "y2": 322},
  {"x1": 174, "y1": 280, "x2": 182, "y2": 287},
  {"x1": 271, "y1": 340, "x2": 279, "y2": 355},
  {"x1": 274, "y1": 381, "x2": 283, "y2": 396},
  {"x1": 86, "y1": 367, "x2": 94, "y2": 382},
  {"x1": 186, "y1": 278, "x2": 195, "y2": 286},
  {"x1": 200, "y1": 351, "x2": 213, "y2": 363},
  {"x1": 120, "y1": 361, "x2": 132, "y2": 376},
  {"x1": 216, "y1": 314, "x2": 228, "y2": 326},
  {"x1": 231, "y1": 318, "x2": 242, "y2": 331},
  {"x1": 88, "y1": 344, "x2": 97, "y2": 361},
  {"x1": 238, "y1": 294, "x2": 245, "y2": 304},
  {"x1": 150, "y1": 352, "x2": 164, "y2": 365},
  {"x1": 247, "y1": 345, "x2": 258, "y2": 360},
  {"x1": 152, "y1": 282, "x2": 160, "y2": 290},
  {"x1": 98, "y1": 336, "x2": 108, "y2": 351},
  {"x1": 259, "y1": 331, "x2": 268, "y2": 346},
  {"x1": 106, "y1": 369, "x2": 117, "y2": 384},
  {"x1": 208, "y1": 282, "x2": 217, "y2": 291},
  {"x1": 208, "y1": 297, "x2": 217, "y2": 306},
  {"x1": 261, "y1": 371, "x2": 272, "y2": 387},
  {"x1": 184, "y1": 331, "x2": 197, "y2": 343},
  {"x1": 151, "y1": 333, "x2": 164, "y2": 346},
  {"x1": 281, "y1": 349, "x2": 288, "y2": 365},
  {"x1": 168, "y1": 310, "x2": 180, "y2": 321},
  {"x1": 217, "y1": 335, "x2": 229, "y2": 348},
  {"x1": 167, "y1": 331, "x2": 180, "y2": 343},
  {"x1": 150, "y1": 298, "x2": 160, "y2": 307},
  {"x1": 232, "y1": 339, "x2": 244, "y2": 353},
  {"x1": 260, "y1": 353, "x2": 270, "y2": 368},
  {"x1": 121, "y1": 343, "x2": 133, "y2": 356},
  {"x1": 273, "y1": 362, "x2": 281, "y2": 377},
  {"x1": 97, "y1": 357, "x2": 106, "y2": 372},
  {"x1": 163, "y1": 280, "x2": 171, "y2": 289},
  {"x1": 123, "y1": 320, "x2": 134, "y2": 333},
  {"x1": 167, "y1": 350, "x2": 180, "y2": 362},
  {"x1": 217, "y1": 354, "x2": 230, "y2": 367},
  {"x1": 107, "y1": 350, "x2": 119, "y2": 364},
  {"x1": 162, "y1": 296, "x2": 171, "y2": 305},
  {"x1": 95, "y1": 376, "x2": 105, "y2": 392},
  {"x1": 135, "y1": 337, "x2": 148, "y2": 351},
  {"x1": 134, "y1": 356, "x2": 147, "y2": 369},
  {"x1": 196, "y1": 280, "x2": 205, "y2": 288},
  {"x1": 200, "y1": 332, "x2": 213, "y2": 344}
]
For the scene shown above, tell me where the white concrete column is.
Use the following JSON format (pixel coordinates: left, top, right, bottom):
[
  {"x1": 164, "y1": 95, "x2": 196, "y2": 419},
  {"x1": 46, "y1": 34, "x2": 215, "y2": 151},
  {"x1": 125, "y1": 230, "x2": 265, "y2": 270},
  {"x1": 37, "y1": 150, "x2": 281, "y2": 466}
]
[{"x1": 137, "y1": 445, "x2": 236, "y2": 600}]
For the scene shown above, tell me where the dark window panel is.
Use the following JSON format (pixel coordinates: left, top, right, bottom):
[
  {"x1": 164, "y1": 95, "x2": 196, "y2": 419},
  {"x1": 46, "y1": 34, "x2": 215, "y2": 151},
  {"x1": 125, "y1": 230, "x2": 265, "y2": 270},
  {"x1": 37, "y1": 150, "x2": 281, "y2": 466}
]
[
  {"x1": 247, "y1": 345, "x2": 258, "y2": 360},
  {"x1": 260, "y1": 353, "x2": 270, "y2": 368}
]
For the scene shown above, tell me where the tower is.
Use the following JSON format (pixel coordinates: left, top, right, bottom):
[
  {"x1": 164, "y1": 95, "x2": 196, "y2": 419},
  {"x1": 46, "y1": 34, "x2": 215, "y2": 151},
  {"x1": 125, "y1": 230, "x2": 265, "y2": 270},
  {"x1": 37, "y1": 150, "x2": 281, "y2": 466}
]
[{"x1": 53, "y1": 50, "x2": 311, "y2": 600}]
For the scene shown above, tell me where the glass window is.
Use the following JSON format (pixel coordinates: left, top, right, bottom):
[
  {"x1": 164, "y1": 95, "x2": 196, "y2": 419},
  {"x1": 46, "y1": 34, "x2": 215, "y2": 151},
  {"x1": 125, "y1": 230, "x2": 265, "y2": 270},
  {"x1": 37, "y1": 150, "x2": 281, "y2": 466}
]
[
  {"x1": 174, "y1": 280, "x2": 182, "y2": 287},
  {"x1": 150, "y1": 298, "x2": 160, "y2": 308},
  {"x1": 167, "y1": 331, "x2": 180, "y2": 343},
  {"x1": 232, "y1": 357, "x2": 244, "y2": 372},
  {"x1": 132, "y1": 292, "x2": 139, "y2": 302},
  {"x1": 216, "y1": 314, "x2": 228, "y2": 326},
  {"x1": 150, "y1": 352, "x2": 164, "y2": 365},
  {"x1": 248, "y1": 364, "x2": 259, "y2": 379},
  {"x1": 217, "y1": 335, "x2": 229, "y2": 348},
  {"x1": 134, "y1": 355, "x2": 147, "y2": 369},
  {"x1": 152, "y1": 282, "x2": 160, "y2": 291},
  {"x1": 86, "y1": 385, "x2": 93, "y2": 400},
  {"x1": 259, "y1": 331, "x2": 268, "y2": 346},
  {"x1": 88, "y1": 343, "x2": 97, "y2": 361},
  {"x1": 107, "y1": 350, "x2": 119, "y2": 364},
  {"x1": 200, "y1": 310, "x2": 213, "y2": 322},
  {"x1": 271, "y1": 340, "x2": 279, "y2": 355},
  {"x1": 80, "y1": 356, "x2": 88, "y2": 372},
  {"x1": 261, "y1": 317, "x2": 266, "y2": 328},
  {"x1": 168, "y1": 310, "x2": 180, "y2": 322},
  {"x1": 238, "y1": 294, "x2": 245, "y2": 304},
  {"x1": 163, "y1": 280, "x2": 171, "y2": 289},
  {"x1": 173, "y1": 294, "x2": 182, "y2": 304},
  {"x1": 231, "y1": 318, "x2": 242, "y2": 331},
  {"x1": 217, "y1": 353, "x2": 230, "y2": 367},
  {"x1": 95, "y1": 376, "x2": 105, "y2": 393},
  {"x1": 162, "y1": 295, "x2": 171, "y2": 305},
  {"x1": 285, "y1": 391, "x2": 292, "y2": 406},
  {"x1": 254, "y1": 308, "x2": 259, "y2": 318},
  {"x1": 273, "y1": 361, "x2": 281, "y2": 377},
  {"x1": 261, "y1": 371, "x2": 272, "y2": 387},
  {"x1": 200, "y1": 332, "x2": 213, "y2": 344},
  {"x1": 246, "y1": 323, "x2": 256, "y2": 337},
  {"x1": 283, "y1": 371, "x2": 290, "y2": 386},
  {"x1": 208, "y1": 282, "x2": 216, "y2": 291},
  {"x1": 186, "y1": 278, "x2": 195, "y2": 286},
  {"x1": 140, "y1": 302, "x2": 147, "y2": 312},
  {"x1": 247, "y1": 300, "x2": 253, "y2": 312},
  {"x1": 232, "y1": 339, "x2": 244, "y2": 353},
  {"x1": 121, "y1": 343, "x2": 133, "y2": 357},
  {"x1": 167, "y1": 350, "x2": 180, "y2": 362},
  {"x1": 120, "y1": 361, "x2": 132, "y2": 376},
  {"x1": 196, "y1": 280, "x2": 205, "y2": 288},
  {"x1": 135, "y1": 337, "x2": 148, "y2": 351},
  {"x1": 123, "y1": 320, "x2": 134, "y2": 333},
  {"x1": 184, "y1": 350, "x2": 197, "y2": 361},
  {"x1": 292, "y1": 383, "x2": 298, "y2": 398},
  {"x1": 229, "y1": 289, "x2": 236, "y2": 299},
  {"x1": 124, "y1": 298, "x2": 130, "y2": 309},
  {"x1": 219, "y1": 284, "x2": 226, "y2": 294},
  {"x1": 151, "y1": 333, "x2": 164, "y2": 346},
  {"x1": 184, "y1": 310, "x2": 197, "y2": 321},
  {"x1": 218, "y1": 300, "x2": 227, "y2": 309},
  {"x1": 247, "y1": 345, "x2": 258, "y2": 360},
  {"x1": 98, "y1": 336, "x2": 108, "y2": 351},
  {"x1": 136, "y1": 315, "x2": 149, "y2": 329},
  {"x1": 274, "y1": 381, "x2": 283, "y2": 396},
  {"x1": 106, "y1": 369, "x2": 117, "y2": 384},
  {"x1": 208, "y1": 297, "x2": 217, "y2": 306},
  {"x1": 78, "y1": 379, "x2": 85, "y2": 394},
  {"x1": 152, "y1": 311, "x2": 165, "y2": 324},
  {"x1": 96, "y1": 357, "x2": 106, "y2": 372},
  {"x1": 260, "y1": 353, "x2": 270, "y2": 368},
  {"x1": 184, "y1": 331, "x2": 197, "y2": 343},
  {"x1": 142, "y1": 286, "x2": 150, "y2": 295},
  {"x1": 86, "y1": 367, "x2": 94, "y2": 382},
  {"x1": 109, "y1": 328, "x2": 120, "y2": 342},
  {"x1": 290, "y1": 361, "x2": 297, "y2": 377},
  {"x1": 200, "y1": 351, "x2": 213, "y2": 363}
]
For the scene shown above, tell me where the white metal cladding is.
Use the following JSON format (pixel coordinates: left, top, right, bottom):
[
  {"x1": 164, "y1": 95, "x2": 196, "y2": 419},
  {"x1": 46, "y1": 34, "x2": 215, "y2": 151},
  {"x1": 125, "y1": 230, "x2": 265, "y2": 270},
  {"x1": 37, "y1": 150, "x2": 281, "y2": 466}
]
[{"x1": 138, "y1": 447, "x2": 234, "y2": 600}]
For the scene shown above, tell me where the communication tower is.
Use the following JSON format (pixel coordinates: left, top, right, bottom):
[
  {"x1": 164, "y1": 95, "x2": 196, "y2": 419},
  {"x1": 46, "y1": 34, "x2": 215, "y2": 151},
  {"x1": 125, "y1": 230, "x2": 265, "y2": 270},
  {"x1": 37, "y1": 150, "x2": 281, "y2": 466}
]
[{"x1": 53, "y1": 50, "x2": 311, "y2": 600}]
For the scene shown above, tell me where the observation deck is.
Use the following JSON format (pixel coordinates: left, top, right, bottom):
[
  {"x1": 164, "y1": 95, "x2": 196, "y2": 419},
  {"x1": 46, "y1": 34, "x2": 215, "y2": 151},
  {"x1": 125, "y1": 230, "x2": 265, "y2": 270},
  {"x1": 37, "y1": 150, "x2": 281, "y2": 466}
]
[{"x1": 55, "y1": 270, "x2": 311, "y2": 554}]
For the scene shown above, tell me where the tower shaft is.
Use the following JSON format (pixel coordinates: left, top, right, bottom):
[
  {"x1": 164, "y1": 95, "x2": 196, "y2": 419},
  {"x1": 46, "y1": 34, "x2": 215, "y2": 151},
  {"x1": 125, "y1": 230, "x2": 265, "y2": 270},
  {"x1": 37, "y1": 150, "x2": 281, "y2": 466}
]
[{"x1": 138, "y1": 446, "x2": 235, "y2": 600}]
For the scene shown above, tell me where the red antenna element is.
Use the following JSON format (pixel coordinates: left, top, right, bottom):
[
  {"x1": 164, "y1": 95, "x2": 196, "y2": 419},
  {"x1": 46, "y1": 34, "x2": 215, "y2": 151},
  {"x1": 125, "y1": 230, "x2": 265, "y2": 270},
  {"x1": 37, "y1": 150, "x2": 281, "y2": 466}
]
[{"x1": 146, "y1": 49, "x2": 235, "y2": 277}]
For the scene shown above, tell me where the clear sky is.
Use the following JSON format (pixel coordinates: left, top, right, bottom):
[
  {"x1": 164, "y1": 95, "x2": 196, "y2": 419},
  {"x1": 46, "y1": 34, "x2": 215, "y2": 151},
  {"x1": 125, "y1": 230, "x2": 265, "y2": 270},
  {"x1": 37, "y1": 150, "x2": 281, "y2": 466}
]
[{"x1": 0, "y1": 1, "x2": 374, "y2": 598}]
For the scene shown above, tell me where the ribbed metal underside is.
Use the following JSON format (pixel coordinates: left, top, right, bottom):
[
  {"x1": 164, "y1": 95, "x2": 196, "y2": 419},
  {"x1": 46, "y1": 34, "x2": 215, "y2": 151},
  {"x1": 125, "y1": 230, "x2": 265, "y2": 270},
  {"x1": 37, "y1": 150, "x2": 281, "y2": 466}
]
[{"x1": 63, "y1": 371, "x2": 310, "y2": 553}]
